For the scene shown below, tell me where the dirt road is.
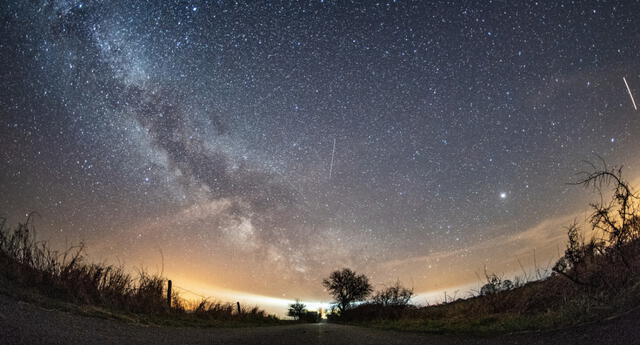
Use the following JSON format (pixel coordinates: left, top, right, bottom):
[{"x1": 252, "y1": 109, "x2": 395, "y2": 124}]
[{"x1": 1, "y1": 294, "x2": 639, "y2": 345}]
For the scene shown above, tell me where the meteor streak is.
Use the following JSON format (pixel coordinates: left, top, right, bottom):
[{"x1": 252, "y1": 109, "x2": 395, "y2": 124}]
[
  {"x1": 623, "y1": 76, "x2": 638, "y2": 111},
  {"x1": 329, "y1": 138, "x2": 336, "y2": 179}
]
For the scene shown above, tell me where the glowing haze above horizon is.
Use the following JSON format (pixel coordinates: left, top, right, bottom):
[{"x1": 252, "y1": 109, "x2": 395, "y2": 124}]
[{"x1": 1, "y1": 0, "x2": 640, "y2": 314}]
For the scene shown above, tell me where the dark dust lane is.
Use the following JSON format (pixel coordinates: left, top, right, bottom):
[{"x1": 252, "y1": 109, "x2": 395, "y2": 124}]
[{"x1": 1, "y1": 295, "x2": 639, "y2": 345}]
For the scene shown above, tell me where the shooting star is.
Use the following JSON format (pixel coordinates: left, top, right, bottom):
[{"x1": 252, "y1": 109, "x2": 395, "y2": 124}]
[
  {"x1": 329, "y1": 138, "x2": 336, "y2": 179},
  {"x1": 623, "y1": 76, "x2": 638, "y2": 111}
]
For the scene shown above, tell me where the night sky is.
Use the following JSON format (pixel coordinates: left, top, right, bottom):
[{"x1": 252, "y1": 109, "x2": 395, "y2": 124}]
[{"x1": 1, "y1": 1, "x2": 640, "y2": 310}]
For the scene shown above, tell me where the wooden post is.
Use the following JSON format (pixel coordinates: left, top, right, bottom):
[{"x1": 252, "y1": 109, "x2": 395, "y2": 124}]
[
  {"x1": 167, "y1": 280, "x2": 172, "y2": 308},
  {"x1": 236, "y1": 301, "x2": 241, "y2": 315}
]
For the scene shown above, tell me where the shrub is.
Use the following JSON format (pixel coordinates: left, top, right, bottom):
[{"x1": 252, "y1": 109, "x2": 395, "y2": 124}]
[
  {"x1": 372, "y1": 281, "x2": 413, "y2": 306},
  {"x1": 480, "y1": 274, "x2": 514, "y2": 296},
  {"x1": 299, "y1": 310, "x2": 320, "y2": 323}
]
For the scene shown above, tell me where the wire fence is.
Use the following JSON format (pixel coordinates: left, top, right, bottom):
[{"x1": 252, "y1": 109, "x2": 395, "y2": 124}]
[{"x1": 172, "y1": 284, "x2": 212, "y2": 300}]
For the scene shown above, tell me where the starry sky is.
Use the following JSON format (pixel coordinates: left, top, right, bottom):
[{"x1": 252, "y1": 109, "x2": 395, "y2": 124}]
[{"x1": 1, "y1": 0, "x2": 640, "y2": 310}]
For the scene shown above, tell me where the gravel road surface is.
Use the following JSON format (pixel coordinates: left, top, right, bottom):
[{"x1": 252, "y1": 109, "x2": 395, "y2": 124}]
[{"x1": 1, "y1": 294, "x2": 639, "y2": 345}]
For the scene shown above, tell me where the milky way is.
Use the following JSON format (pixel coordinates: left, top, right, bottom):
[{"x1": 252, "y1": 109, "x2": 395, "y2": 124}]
[{"x1": 1, "y1": 1, "x2": 640, "y2": 306}]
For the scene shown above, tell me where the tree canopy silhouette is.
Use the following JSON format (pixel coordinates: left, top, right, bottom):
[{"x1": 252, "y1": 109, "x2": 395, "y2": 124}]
[
  {"x1": 287, "y1": 299, "x2": 307, "y2": 320},
  {"x1": 322, "y1": 268, "x2": 372, "y2": 313}
]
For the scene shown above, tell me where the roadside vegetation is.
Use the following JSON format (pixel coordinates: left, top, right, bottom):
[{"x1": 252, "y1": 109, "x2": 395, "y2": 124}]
[
  {"x1": 322, "y1": 164, "x2": 640, "y2": 334},
  {"x1": 3, "y1": 163, "x2": 639, "y2": 333},
  {"x1": 0, "y1": 215, "x2": 280, "y2": 327},
  {"x1": 287, "y1": 299, "x2": 320, "y2": 322}
]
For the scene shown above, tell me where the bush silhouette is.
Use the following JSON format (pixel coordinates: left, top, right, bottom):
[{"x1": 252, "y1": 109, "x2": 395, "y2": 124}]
[{"x1": 372, "y1": 281, "x2": 414, "y2": 306}]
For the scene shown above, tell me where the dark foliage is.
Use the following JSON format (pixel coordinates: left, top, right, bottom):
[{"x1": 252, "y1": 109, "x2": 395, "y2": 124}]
[
  {"x1": 372, "y1": 281, "x2": 414, "y2": 306},
  {"x1": 553, "y1": 163, "x2": 640, "y2": 290},
  {"x1": 322, "y1": 268, "x2": 372, "y2": 313},
  {"x1": 287, "y1": 299, "x2": 307, "y2": 320},
  {"x1": 299, "y1": 310, "x2": 320, "y2": 323}
]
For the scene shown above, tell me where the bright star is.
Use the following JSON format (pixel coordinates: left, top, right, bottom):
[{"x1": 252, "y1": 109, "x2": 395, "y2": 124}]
[{"x1": 500, "y1": 192, "x2": 507, "y2": 199}]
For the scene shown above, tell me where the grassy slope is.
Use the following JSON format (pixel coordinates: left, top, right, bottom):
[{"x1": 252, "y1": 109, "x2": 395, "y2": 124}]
[
  {"x1": 0, "y1": 218, "x2": 290, "y2": 328},
  {"x1": 342, "y1": 277, "x2": 640, "y2": 335},
  {"x1": 335, "y1": 167, "x2": 640, "y2": 335},
  {"x1": 339, "y1": 239, "x2": 640, "y2": 335},
  {"x1": 0, "y1": 273, "x2": 290, "y2": 328}
]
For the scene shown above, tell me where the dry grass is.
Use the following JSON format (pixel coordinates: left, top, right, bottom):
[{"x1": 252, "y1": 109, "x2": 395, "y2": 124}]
[
  {"x1": 337, "y1": 164, "x2": 640, "y2": 334},
  {"x1": 340, "y1": 243, "x2": 640, "y2": 334},
  {"x1": 188, "y1": 298, "x2": 269, "y2": 321},
  {"x1": 0, "y1": 216, "x2": 278, "y2": 325}
]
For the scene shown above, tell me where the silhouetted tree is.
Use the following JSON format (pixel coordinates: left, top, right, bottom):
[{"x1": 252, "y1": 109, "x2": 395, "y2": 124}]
[
  {"x1": 287, "y1": 299, "x2": 307, "y2": 320},
  {"x1": 372, "y1": 280, "x2": 414, "y2": 306},
  {"x1": 576, "y1": 164, "x2": 639, "y2": 254},
  {"x1": 553, "y1": 161, "x2": 639, "y2": 287},
  {"x1": 322, "y1": 268, "x2": 372, "y2": 313}
]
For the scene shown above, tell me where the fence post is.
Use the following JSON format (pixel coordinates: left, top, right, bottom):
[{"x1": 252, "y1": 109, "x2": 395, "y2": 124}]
[
  {"x1": 236, "y1": 301, "x2": 241, "y2": 315},
  {"x1": 167, "y1": 280, "x2": 172, "y2": 308}
]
